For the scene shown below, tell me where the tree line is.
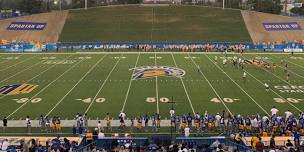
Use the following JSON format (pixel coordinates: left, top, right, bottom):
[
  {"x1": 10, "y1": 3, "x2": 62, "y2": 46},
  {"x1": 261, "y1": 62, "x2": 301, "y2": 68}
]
[
  {"x1": 1, "y1": 0, "x2": 302, "y2": 15},
  {"x1": 0, "y1": 0, "x2": 143, "y2": 14}
]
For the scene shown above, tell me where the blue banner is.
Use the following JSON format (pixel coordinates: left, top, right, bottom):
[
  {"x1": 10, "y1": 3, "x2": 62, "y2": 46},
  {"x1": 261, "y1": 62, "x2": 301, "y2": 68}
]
[
  {"x1": 1, "y1": 42, "x2": 303, "y2": 52},
  {"x1": 263, "y1": 22, "x2": 302, "y2": 31},
  {"x1": 7, "y1": 22, "x2": 47, "y2": 31}
]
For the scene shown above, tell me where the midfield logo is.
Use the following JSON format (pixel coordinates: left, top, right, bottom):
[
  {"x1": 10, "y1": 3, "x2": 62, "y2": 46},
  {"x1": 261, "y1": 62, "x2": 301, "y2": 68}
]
[
  {"x1": 132, "y1": 66, "x2": 186, "y2": 80},
  {"x1": 0, "y1": 83, "x2": 38, "y2": 95}
]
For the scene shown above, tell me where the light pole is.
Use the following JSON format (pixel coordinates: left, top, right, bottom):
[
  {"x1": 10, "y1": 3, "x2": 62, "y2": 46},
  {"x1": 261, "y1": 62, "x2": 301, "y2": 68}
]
[{"x1": 85, "y1": 0, "x2": 88, "y2": 10}]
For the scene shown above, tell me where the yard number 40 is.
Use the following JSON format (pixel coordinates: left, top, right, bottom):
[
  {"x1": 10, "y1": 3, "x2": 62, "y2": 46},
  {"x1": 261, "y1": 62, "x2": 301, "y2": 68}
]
[
  {"x1": 210, "y1": 97, "x2": 239, "y2": 103},
  {"x1": 76, "y1": 98, "x2": 106, "y2": 103}
]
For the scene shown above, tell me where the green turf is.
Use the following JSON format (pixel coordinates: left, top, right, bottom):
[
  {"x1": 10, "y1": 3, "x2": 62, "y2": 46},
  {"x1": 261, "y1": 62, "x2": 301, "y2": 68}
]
[
  {"x1": 0, "y1": 52, "x2": 304, "y2": 120},
  {"x1": 59, "y1": 6, "x2": 251, "y2": 42}
]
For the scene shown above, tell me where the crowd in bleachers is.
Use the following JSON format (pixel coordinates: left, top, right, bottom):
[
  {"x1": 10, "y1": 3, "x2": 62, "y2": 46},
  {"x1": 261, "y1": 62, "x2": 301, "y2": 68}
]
[
  {"x1": 0, "y1": 136, "x2": 79, "y2": 152},
  {"x1": 89, "y1": 139, "x2": 230, "y2": 152}
]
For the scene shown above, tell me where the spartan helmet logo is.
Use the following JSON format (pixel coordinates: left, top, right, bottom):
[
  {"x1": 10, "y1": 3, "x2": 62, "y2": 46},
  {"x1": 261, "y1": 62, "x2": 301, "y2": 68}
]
[{"x1": 131, "y1": 66, "x2": 186, "y2": 80}]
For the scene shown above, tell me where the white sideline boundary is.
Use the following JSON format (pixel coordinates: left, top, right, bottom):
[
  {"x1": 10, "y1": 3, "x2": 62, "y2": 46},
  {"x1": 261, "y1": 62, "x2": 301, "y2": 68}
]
[
  {"x1": 121, "y1": 53, "x2": 141, "y2": 112},
  {"x1": 0, "y1": 55, "x2": 74, "y2": 100},
  {"x1": 171, "y1": 53, "x2": 196, "y2": 115},
  {"x1": 204, "y1": 54, "x2": 270, "y2": 116},
  {"x1": 188, "y1": 53, "x2": 233, "y2": 116},
  {"x1": 46, "y1": 55, "x2": 108, "y2": 116},
  {"x1": 7, "y1": 55, "x2": 84, "y2": 118},
  {"x1": 84, "y1": 54, "x2": 122, "y2": 113}
]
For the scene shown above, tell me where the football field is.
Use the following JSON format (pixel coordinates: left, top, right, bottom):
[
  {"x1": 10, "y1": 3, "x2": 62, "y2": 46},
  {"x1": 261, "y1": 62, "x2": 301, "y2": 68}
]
[{"x1": 0, "y1": 52, "x2": 304, "y2": 120}]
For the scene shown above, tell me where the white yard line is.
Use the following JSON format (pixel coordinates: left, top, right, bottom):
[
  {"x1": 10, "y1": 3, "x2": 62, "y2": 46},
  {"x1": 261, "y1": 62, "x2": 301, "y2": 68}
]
[
  {"x1": 0, "y1": 59, "x2": 10, "y2": 64},
  {"x1": 286, "y1": 60, "x2": 304, "y2": 70},
  {"x1": 121, "y1": 53, "x2": 140, "y2": 112},
  {"x1": 267, "y1": 54, "x2": 304, "y2": 79},
  {"x1": 7, "y1": 55, "x2": 84, "y2": 118},
  {"x1": 155, "y1": 53, "x2": 159, "y2": 114},
  {"x1": 269, "y1": 54, "x2": 304, "y2": 70},
  {"x1": 171, "y1": 53, "x2": 196, "y2": 115},
  {"x1": 188, "y1": 54, "x2": 233, "y2": 116},
  {"x1": 84, "y1": 54, "x2": 122, "y2": 114},
  {"x1": 279, "y1": 66, "x2": 304, "y2": 79},
  {"x1": 0, "y1": 59, "x2": 45, "y2": 83},
  {"x1": 0, "y1": 55, "x2": 74, "y2": 100},
  {"x1": 45, "y1": 55, "x2": 108, "y2": 116},
  {"x1": 204, "y1": 54, "x2": 270, "y2": 116},
  {"x1": 245, "y1": 55, "x2": 304, "y2": 87},
  {"x1": 0, "y1": 55, "x2": 36, "y2": 72},
  {"x1": 243, "y1": 69, "x2": 303, "y2": 113}
]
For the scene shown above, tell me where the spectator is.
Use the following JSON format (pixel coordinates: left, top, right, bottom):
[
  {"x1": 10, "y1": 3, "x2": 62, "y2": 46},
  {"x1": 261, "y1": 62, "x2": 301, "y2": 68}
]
[
  {"x1": 29, "y1": 139, "x2": 37, "y2": 152},
  {"x1": 86, "y1": 130, "x2": 93, "y2": 150},
  {"x1": 21, "y1": 139, "x2": 29, "y2": 152},
  {"x1": 1, "y1": 139, "x2": 9, "y2": 151},
  {"x1": 210, "y1": 139, "x2": 221, "y2": 149},
  {"x1": 63, "y1": 138, "x2": 70, "y2": 152},
  {"x1": 98, "y1": 130, "x2": 105, "y2": 139},
  {"x1": 255, "y1": 137, "x2": 264, "y2": 152},
  {"x1": 251, "y1": 134, "x2": 259, "y2": 149},
  {"x1": 269, "y1": 135, "x2": 276, "y2": 149},
  {"x1": 286, "y1": 139, "x2": 294, "y2": 149},
  {"x1": 93, "y1": 128, "x2": 98, "y2": 141},
  {"x1": 292, "y1": 131, "x2": 300, "y2": 146}
]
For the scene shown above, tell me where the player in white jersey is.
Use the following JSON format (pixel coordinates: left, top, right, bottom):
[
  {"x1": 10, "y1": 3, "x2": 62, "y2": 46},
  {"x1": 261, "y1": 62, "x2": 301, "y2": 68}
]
[
  {"x1": 170, "y1": 108, "x2": 175, "y2": 117},
  {"x1": 270, "y1": 106, "x2": 279, "y2": 116},
  {"x1": 119, "y1": 111, "x2": 126, "y2": 120},
  {"x1": 285, "y1": 110, "x2": 293, "y2": 119},
  {"x1": 223, "y1": 58, "x2": 227, "y2": 66},
  {"x1": 242, "y1": 72, "x2": 247, "y2": 82},
  {"x1": 264, "y1": 83, "x2": 269, "y2": 91}
]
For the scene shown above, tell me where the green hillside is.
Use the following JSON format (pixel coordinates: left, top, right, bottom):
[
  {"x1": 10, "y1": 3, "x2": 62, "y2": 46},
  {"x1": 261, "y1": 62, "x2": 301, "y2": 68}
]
[{"x1": 59, "y1": 5, "x2": 251, "y2": 42}]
